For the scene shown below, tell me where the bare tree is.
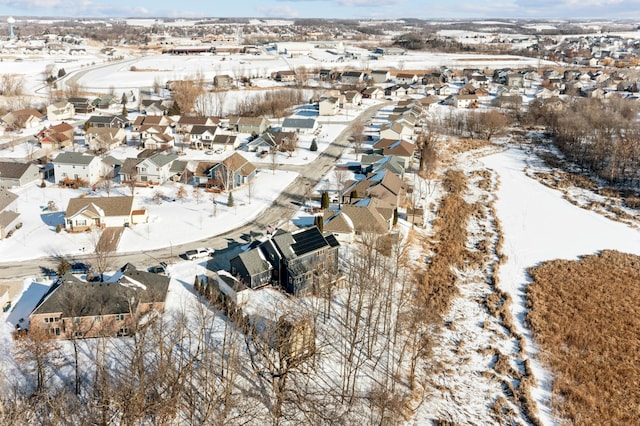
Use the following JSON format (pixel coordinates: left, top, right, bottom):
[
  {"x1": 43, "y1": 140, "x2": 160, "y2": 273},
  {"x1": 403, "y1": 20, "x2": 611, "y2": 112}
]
[
  {"x1": 99, "y1": 169, "x2": 114, "y2": 196},
  {"x1": 14, "y1": 326, "x2": 63, "y2": 394},
  {"x1": 89, "y1": 228, "x2": 115, "y2": 282},
  {"x1": 193, "y1": 187, "x2": 202, "y2": 204},
  {"x1": 350, "y1": 120, "x2": 366, "y2": 160}
]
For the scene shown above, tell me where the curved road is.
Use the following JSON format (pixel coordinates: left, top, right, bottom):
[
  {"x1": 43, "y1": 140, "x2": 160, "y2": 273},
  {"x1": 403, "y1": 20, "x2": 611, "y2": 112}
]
[{"x1": 0, "y1": 102, "x2": 388, "y2": 280}]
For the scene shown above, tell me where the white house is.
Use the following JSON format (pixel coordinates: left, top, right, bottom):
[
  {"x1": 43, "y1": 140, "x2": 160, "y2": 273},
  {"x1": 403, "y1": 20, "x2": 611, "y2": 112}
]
[
  {"x1": 46, "y1": 101, "x2": 75, "y2": 121},
  {"x1": 53, "y1": 152, "x2": 106, "y2": 186},
  {"x1": 318, "y1": 97, "x2": 339, "y2": 116},
  {"x1": 135, "y1": 152, "x2": 179, "y2": 185},
  {"x1": 64, "y1": 196, "x2": 142, "y2": 232}
]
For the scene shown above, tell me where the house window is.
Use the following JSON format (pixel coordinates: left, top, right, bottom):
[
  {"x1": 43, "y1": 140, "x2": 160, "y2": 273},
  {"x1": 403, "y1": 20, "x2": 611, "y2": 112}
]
[
  {"x1": 49, "y1": 327, "x2": 61, "y2": 336},
  {"x1": 77, "y1": 219, "x2": 86, "y2": 226},
  {"x1": 73, "y1": 317, "x2": 81, "y2": 324},
  {"x1": 62, "y1": 172, "x2": 67, "y2": 177},
  {"x1": 117, "y1": 327, "x2": 128, "y2": 336},
  {"x1": 74, "y1": 331, "x2": 83, "y2": 338},
  {"x1": 94, "y1": 316, "x2": 102, "y2": 323},
  {"x1": 116, "y1": 314, "x2": 125, "y2": 321}
]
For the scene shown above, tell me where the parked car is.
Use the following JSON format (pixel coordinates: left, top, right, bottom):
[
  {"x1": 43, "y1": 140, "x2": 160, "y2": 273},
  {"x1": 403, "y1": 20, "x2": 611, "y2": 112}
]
[
  {"x1": 148, "y1": 262, "x2": 168, "y2": 275},
  {"x1": 70, "y1": 262, "x2": 91, "y2": 274},
  {"x1": 183, "y1": 247, "x2": 214, "y2": 260}
]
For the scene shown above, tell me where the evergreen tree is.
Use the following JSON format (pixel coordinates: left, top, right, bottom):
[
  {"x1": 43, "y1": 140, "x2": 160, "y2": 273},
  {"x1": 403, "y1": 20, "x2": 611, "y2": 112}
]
[
  {"x1": 314, "y1": 215, "x2": 324, "y2": 232},
  {"x1": 193, "y1": 275, "x2": 200, "y2": 293},
  {"x1": 57, "y1": 258, "x2": 71, "y2": 277},
  {"x1": 168, "y1": 100, "x2": 181, "y2": 115},
  {"x1": 121, "y1": 92, "x2": 128, "y2": 105},
  {"x1": 121, "y1": 105, "x2": 128, "y2": 118},
  {"x1": 310, "y1": 138, "x2": 318, "y2": 151},
  {"x1": 321, "y1": 191, "x2": 330, "y2": 209},
  {"x1": 57, "y1": 68, "x2": 66, "y2": 78},
  {"x1": 393, "y1": 208, "x2": 398, "y2": 225},
  {"x1": 227, "y1": 192, "x2": 235, "y2": 207}
]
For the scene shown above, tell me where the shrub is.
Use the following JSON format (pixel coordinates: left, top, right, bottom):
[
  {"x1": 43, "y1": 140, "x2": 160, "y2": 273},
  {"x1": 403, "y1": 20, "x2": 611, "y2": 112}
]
[
  {"x1": 227, "y1": 192, "x2": 234, "y2": 207},
  {"x1": 55, "y1": 224, "x2": 62, "y2": 233},
  {"x1": 14, "y1": 222, "x2": 22, "y2": 230}
]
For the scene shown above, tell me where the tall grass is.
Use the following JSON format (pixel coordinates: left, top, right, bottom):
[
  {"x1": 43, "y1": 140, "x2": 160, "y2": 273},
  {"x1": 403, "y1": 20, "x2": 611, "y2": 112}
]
[{"x1": 527, "y1": 250, "x2": 640, "y2": 425}]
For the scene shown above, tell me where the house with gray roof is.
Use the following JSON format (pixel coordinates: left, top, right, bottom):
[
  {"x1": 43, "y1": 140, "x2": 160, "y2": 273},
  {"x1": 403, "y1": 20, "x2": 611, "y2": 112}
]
[
  {"x1": 0, "y1": 188, "x2": 20, "y2": 239},
  {"x1": 53, "y1": 152, "x2": 107, "y2": 186},
  {"x1": 0, "y1": 161, "x2": 41, "y2": 189},
  {"x1": 29, "y1": 263, "x2": 169, "y2": 339},
  {"x1": 134, "y1": 152, "x2": 179, "y2": 185},
  {"x1": 85, "y1": 114, "x2": 128, "y2": 129},
  {"x1": 229, "y1": 249, "x2": 273, "y2": 289},
  {"x1": 281, "y1": 117, "x2": 318, "y2": 134}
]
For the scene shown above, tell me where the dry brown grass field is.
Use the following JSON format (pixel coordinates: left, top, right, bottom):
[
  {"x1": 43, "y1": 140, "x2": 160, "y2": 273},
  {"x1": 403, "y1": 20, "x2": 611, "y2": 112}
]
[{"x1": 526, "y1": 250, "x2": 640, "y2": 425}]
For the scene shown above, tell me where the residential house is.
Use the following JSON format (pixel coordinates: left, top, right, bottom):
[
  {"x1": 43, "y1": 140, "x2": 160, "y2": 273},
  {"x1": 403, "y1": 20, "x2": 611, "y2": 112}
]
[
  {"x1": 343, "y1": 90, "x2": 362, "y2": 107},
  {"x1": 281, "y1": 117, "x2": 317, "y2": 134},
  {"x1": 187, "y1": 125, "x2": 218, "y2": 149},
  {"x1": 371, "y1": 138, "x2": 415, "y2": 169},
  {"x1": 53, "y1": 152, "x2": 106, "y2": 186},
  {"x1": 209, "y1": 152, "x2": 257, "y2": 191},
  {"x1": 340, "y1": 71, "x2": 367, "y2": 85},
  {"x1": 444, "y1": 94, "x2": 478, "y2": 109},
  {"x1": 342, "y1": 168, "x2": 406, "y2": 208},
  {"x1": 246, "y1": 226, "x2": 340, "y2": 295},
  {"x1": 92, "y1": 95, "x2": 118, "y2": 110},
  {"x1": 211, "y1": 133, "x2": 238, "y2": 150},
  {"x1": 323, "y1": 202, "x2": 391, "y2": 243},
  {"x1": 236, "y1": 116, "x2": 269, "y2": 135},
  {"x1": 140, "y1": 99, "x2": 169, "y2": 116},
  {"x1": 85, "y1": 127, "x2": 127, "y2": 152},
  {"x1": 272, "y1": 70, "x2": 296, "y2": 83},
  {"x1": 361, "y1": 87, "x2": 385, "y2": 99},
  {"x1": 229, "y1": 249, "x2": 273, "y2": 289},
  {"x1": 396, "y1": 72, "x2": 418, "y2": 85},
  {"x1": 46, "y1": 101, "x2": 75, "y2": 121},
  {"x1": 85, "y1": 115, "x2": 128, "y2": 129},
  {"x1": 138, "y1": 125, "x2": 175, "y2": 150},
  {"x1": 359, "y1": 154, "x2": 406, "y2": 178},
  {"x1": 0, "y1": 188, "x2": 20, "y2": 239},
  {"x1": 132, "y1": 115, "x2": 174, "y2": 131},
  {"x1": 68, "y1": 97, "x2": 95, "y2": 114},
  {"x1": 214, "y1": 74, "x2": 234, "y2": 89},
  {"x1": 369, "y1": 70, "x2": 391, "y2": 84},
  {"x1": 1, "y1": 109, "x2": 44, "y2": 130},
  {"x1": 29, "y1": 264, "x2": 169, "y2": 339},
  {"x1": 132, "y1": 152, "x2": 179, "y2": 185},
  {"x1": 175, "y1": 116, "x2": 219, "y2": 134},
  {"x1": 246, "y1": 130, "x2": 297, "y2": 153},
  {"x1": 64, "y1": 195, "x2": 140, "y2": 231},
  {"x1": 0, "y1": 161, "x2": 41, "y2": 189},
  {"x1": 318, "y1": 97, "x2": 339, "y2": 116},
  {"x1": 37, "y1": 122, "x2": 75, "y2": 150},
  {"x1": 379, "y1": 120, "x2": 413, "y2": 140},
  {"x1": 192, "y1": 161, "x2": 216, "y2": 187},
  {"x1": 206, "y1": 271, "x2": 251, "y2": 307}
]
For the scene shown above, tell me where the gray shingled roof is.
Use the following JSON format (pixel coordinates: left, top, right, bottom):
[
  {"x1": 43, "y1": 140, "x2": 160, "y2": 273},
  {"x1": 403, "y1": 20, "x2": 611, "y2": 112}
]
[
  {"x1": 54, "y1": 152, "x2": 97, "y2": 165},
  {"x1": 236, "y1": 249, "x2": 272, "y2": 276},
  {"x1": 0, "y1": 188, "x2": 18, "y2": 211},
  {"x1": 32, "y1": 264, "x2": 169, "y2": 317},
  {"x1": 281, "y1": 117, "x2": 316, "y2": 129}
]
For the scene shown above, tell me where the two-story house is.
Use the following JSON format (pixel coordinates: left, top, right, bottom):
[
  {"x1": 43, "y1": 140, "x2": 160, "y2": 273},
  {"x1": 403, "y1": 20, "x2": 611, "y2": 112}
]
[
  {"x1": 46, "y1": 101, "x2": 75, "y2": 121},
  {"x1": 53, "y1": 152, "x2": 106, "y2": 186}
]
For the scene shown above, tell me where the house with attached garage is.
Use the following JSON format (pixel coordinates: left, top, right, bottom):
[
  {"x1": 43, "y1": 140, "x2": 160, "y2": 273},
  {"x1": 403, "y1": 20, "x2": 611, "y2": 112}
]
[
  {"x1": 318, "y1": 97, "x2": 340, "y2": 116},
  {"x1": 209, "y1": 152, "x2": 257, "y2": 191},
  {"x1": 138, "y1": 125, "x2": 175, "y2": 150},
  {"x1": 340, "y1": 71, "x2": 367, "y2": 85},
  {"x1": 0, "y1": 188, "x2": 20, "y2": 240},
  {"x1": 85, "y1": 127, "x2": 127, "y2": 152},
  {"x1": 68, "y1": 97, "x2": 95, "y2": 114},
  {"x1": 140, "y1": 100, "x2": 170, "y2": 116},
  {"x1": 322, "y1": 202, "x2": 391, "y2": 243},
  {"x1": 371, "y1": 138, "x2": 415, "y2": 169},
  {"x1": 28, "y1": 263, "x2": 169, "y2": 339},
  {"x1": 229, "y1": 249, "x2": 273, "y2": 289},
  {"x1": 235, "y1": 116, "x2": 270, "y2": 135},
  {"x1": 281, "y1": 117, "x2": 317, "y2": 134},
  {"x1": 37, "y1": 122, "x2": 75, "y2": 151},
  {"x1": 236, "y1": 226, "x2": 341, "y2": 296},
  {"x1": 342, "y1": 168, "x2": 406, "y2": 208},
  {"x1": 186, "y1": 125, "x2": 218, "y2": 149},
  {"x1": 1, "y1": 108, "x2": 44, "y2": 130},
  {"x1": 46, "y1": 101, "x2": 75, "y2": 121},
  {"x1": 86, "y1": 114, "x2": 128, "y2": 129},
  {"x1": 53, "y1": 152, "x2": 107, "y2": 186},
  {"x1": 64, "y1": 195, "x2": 143, "y2": 231},
  {"x1": 369, "y1": 70, "x2": 391, "y2": 84},
  {"x1": 0, "y1": 161, "x2": 41, "y2": 189},
  {"x1": 175, "y1": 116, "x2": 219, "y2": 134},
  {"x1": 130, "y1": 152, "x2": 179, "y2": 185}
]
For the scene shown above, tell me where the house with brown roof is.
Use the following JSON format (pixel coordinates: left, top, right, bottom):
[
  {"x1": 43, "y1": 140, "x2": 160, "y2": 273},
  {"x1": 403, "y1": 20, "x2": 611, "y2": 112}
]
[
  {"x1": 138, "y1": 125, "x2": 175, "y2": 150},
  {"x1": 236, "y1": 116, "x2": 269, "y2": 135},
  {"x1": 0, "y1": 188, "x2": 20, "y2": 239},
  {"x1": 64, "y1": 195, "x2": 139, "y2": 231},
  {"x1": 37, "y1": 121, "x2": 75, "y2": 150},
  {"x1": 29, "y1": 263, "x2": 169, "y2": 339},
  {"x1": 132, "y1": 114, "x2": 174, "y2": 130},
  {"x1": 372, "y1": 138, "x2": 415, "y2": 168},
  {"x1": 68, "y1": 97, "x2": 95, "y2": 114},
  {"x1": 175, "y1": 116, "x2": 219, "y2": 133},
  {"x1": 272, "y1": 70, "x2": 296, "y2": 83},
  {"x1": 2, "y1": 108, "x2": 44, "y2": 130},
  {"x1": 140, "y1": 99, "x2": 170, "y2": 116},
  {"x1": 342, "y1": 169, "x2": 406, "y2": 208},
  {"x1": 0, "y1": 161, "x2": 41, "y2": 189},
  {"x1": 85, "y1": 127, "x2": 127, "y2": 152},
  {"x1": 209, "y1": 152, "x2": 257, "y2": 191},
  {"x1": 213, "y1": 74, "x2": 234, "y2": 88},
  {"x1": 186, "y1": 125, "x2": 218, "y2": 149},
  {"x1": 361, "y1": 87, "x2": 385, "y2": 99},
  {"x1": 322, "y1": 202, "x2": 391, "y2": 242}
]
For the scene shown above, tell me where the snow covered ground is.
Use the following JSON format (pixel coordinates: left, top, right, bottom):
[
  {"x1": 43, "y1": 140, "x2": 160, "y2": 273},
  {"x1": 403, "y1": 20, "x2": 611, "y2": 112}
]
[{"x1": 482, "y1": 147, "x2": 640, "y2": 425}]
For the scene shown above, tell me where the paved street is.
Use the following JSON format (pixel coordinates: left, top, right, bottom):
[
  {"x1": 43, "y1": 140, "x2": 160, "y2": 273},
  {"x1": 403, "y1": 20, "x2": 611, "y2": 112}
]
[{"x1": 0, "y1": 102, "x2": 387, "y2": 280}]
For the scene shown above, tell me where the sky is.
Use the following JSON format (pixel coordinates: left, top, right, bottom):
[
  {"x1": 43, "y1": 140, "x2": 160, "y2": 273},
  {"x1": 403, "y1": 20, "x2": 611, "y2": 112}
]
[{"x1": 0, "y1": 0, "x2": 639, "y2": 20}]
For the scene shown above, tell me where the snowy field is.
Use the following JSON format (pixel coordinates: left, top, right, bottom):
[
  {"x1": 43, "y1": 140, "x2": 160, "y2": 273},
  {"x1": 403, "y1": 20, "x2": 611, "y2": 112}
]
[{"x1": 482, "y1": 147, "x2": 640, "y2": 424}]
